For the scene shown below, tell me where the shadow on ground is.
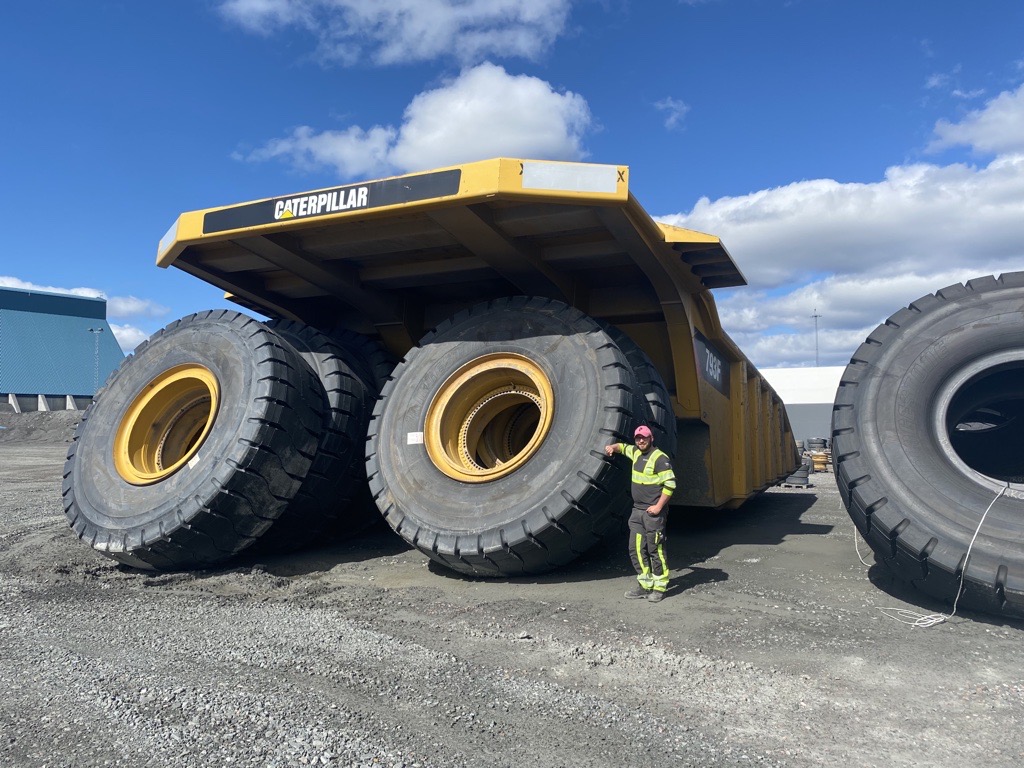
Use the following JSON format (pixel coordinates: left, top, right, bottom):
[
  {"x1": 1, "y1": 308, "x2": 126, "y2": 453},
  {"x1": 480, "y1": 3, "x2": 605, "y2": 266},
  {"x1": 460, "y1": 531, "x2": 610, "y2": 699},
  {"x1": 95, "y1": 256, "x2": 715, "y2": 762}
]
[
  {"x1": 114, "y1": 488, "x2": 827, "y2": 596},
  {"x1": 865, "y1": 561, "x2": 1024, "y2": 630},
  {"x1": 396, "y1": 489, "x2": 824, "y2": 589}
]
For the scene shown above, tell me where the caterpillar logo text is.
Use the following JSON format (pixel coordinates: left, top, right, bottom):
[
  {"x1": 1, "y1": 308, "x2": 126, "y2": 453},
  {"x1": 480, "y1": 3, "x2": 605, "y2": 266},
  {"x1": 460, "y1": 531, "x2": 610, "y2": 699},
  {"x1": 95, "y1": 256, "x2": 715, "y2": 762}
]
[
  {"x1": 275, "y1": 187, "x2": 369, "y2": 221},
  {"x1": 200, "y1": 169, "x2": 461, "y2": 234}
]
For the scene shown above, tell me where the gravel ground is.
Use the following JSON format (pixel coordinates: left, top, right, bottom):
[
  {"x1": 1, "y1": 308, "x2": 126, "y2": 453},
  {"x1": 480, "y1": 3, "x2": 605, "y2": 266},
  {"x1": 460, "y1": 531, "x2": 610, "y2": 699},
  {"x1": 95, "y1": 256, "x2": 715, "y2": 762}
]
[{"x1": 1, "y1": 413, "x2": 1022, "y2": 767}]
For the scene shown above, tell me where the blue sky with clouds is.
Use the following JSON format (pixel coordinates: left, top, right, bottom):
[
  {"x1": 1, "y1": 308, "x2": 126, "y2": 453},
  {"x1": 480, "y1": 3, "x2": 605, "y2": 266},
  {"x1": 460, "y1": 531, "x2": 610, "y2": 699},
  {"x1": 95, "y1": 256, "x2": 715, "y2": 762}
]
[{"x1": 2, "y1": 1, "x2": 1022, "y2": 367}]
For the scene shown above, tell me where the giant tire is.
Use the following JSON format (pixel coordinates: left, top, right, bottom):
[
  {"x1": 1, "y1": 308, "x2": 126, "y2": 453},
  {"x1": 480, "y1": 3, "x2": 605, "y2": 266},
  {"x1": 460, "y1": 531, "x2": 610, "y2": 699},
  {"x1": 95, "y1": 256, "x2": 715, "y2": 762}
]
[
  {"x1": 326, "y1": 328, "x2": 399, "y2": 536},
  {"x1": 367, "y1": 297, "x2": 643, "y2": 576},
  {"x1": 832, "y1": 273, "x2": 1024, "y2": 617},
  {"x1": 601, "y1": 322, "x2": 677, "y2": 458},
  {"x1": 246, "y1": 320, "x2": 372, "y2": 553},
  {"x1": 329, "y1": 327, "x2": 398, "y2": 395},
  {"x1": 62, "y1": 311, "x2": 323, "y2": 570}
]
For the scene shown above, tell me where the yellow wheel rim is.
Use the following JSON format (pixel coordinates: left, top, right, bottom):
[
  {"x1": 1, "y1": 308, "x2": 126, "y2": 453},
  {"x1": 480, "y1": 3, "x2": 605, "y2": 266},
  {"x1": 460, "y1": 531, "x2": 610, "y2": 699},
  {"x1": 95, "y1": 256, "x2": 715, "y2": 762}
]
[
  {"x1": 113, "y1": 364, "x2": 220, "y2": 486},
  {"x1": 425, "y1": 353, "x2": 554, "y2": 483}
]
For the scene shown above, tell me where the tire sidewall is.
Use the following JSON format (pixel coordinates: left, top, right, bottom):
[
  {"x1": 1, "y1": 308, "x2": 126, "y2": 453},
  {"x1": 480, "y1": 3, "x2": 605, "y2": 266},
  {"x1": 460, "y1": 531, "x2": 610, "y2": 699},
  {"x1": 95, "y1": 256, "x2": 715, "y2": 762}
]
[
  {"x1": 375, "y1": 307, "x2": 622, "y2": 534},
  {"x1": 70, "y1": 316, "x2": 262, "y2": 533}
]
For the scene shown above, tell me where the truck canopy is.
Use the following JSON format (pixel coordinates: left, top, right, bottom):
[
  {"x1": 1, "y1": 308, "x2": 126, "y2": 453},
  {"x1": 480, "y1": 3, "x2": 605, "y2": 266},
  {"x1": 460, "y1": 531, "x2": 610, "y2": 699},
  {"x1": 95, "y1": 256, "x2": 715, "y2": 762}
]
[
  {"x1": 158, "y1": 158, "x2": 793, "y2": 507},
  {"x1": 158, "y1": 158, "x2": 742, "y2": 352}
]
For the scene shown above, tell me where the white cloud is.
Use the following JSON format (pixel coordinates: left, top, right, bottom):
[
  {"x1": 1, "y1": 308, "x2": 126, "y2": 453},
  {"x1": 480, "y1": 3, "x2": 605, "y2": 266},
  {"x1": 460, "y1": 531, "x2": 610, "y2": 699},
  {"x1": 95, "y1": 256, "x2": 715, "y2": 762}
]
[
  {"x1": 728, "y1": 326, "x2": 873, "y2": 371},
  {"x1": 219, "y1": 0, "x2": 573, "y2": 66},
  {"x1": 108, "y1": 323, "x2": 150, "y2": 353},
  {"x1": 717, "y1": 271, "x2": 996, "y2": 335},
  {"x1": 660, "y1": 154, "x2": 1024, "y2": 289},
  {"x1": 240, "y1": 63, "x2": 592, "y2": 176},
  {"x1": 388, "y1": 63, "x2": 591, "y2": 170},
  {"x1": 712, "y1": 270, "x2": 1013, "y2": 368},
  {"x1": 658, "y1": 82, "x2": 1024, "y2": 368},
  {"x1": 951, "y1": 88, "x2": 986, "y2": 100},
  {"x1": 218, "y1": 0, "x2": 311, "y2": 32},
  {"x1": 245, "y1": 125, "x2": 397, "y2": 178},
  {"x1": 930, "y1": 82, "x2": 1024, "y2": 154},
  {"x1": 106, "y1": 296, "x2": 170, "y2": 319},
  {"x1": 654, "y1": 97, "x2": 689, "y2": 131}
]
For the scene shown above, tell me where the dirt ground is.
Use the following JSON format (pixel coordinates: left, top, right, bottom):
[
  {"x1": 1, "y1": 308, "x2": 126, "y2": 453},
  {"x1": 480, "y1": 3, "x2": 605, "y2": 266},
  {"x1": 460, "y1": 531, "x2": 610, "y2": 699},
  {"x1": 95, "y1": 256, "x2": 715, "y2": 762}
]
[{"x1": 1, "y1": 412, "x2": 1022, "y2": 767}]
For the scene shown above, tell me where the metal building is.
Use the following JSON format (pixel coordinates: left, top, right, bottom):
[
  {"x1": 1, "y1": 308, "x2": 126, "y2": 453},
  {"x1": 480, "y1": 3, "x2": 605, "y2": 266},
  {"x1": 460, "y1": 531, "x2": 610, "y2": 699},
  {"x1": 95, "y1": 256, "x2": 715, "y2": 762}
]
[{"x1": 0, "y1": 286, "x2": 125, "y2": 412}]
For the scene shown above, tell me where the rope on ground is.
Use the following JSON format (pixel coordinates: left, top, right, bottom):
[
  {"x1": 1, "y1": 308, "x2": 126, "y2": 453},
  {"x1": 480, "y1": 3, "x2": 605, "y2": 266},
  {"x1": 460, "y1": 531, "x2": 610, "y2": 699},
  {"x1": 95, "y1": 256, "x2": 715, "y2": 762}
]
[
  {"x1": 853, "y1": 525, "x2": 871, "y2": 566},
  {"x1": 855, "y1": 482, "x2": 1009, "y2": 628}
]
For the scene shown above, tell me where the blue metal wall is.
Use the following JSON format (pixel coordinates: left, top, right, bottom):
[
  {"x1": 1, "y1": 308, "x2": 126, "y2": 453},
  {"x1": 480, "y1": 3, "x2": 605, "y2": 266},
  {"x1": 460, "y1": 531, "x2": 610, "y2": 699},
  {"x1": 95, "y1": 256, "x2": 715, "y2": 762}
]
[{"x1": 0, "y1": 287, "x2": 125, "y2": 396}]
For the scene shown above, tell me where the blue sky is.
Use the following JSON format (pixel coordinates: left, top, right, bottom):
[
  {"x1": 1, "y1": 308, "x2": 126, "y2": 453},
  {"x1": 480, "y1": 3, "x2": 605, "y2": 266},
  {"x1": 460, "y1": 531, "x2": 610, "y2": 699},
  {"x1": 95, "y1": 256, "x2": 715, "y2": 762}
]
[{"x1": 2, "y1": 0, "x2": 1022, "y2": 367}]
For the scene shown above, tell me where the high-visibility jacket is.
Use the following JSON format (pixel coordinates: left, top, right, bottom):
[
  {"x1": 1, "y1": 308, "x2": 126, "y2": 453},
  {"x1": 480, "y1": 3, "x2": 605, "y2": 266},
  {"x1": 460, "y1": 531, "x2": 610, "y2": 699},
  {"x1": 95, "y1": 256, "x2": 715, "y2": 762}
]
[{"x1": 619, "y1": 444, "x2": 676, "y2": 508}]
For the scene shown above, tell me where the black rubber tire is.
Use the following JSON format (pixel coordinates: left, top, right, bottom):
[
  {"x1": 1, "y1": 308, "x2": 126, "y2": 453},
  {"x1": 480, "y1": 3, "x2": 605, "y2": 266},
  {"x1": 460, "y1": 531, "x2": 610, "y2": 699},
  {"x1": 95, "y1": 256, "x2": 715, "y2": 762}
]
[
  {"x1": 245, "y1": 320, "x2": 372, "y2": 553},
  {"x1": 367, "y1": 297, "x2": 642, "y2": 576},
  {"x1": 329, "y1": 327, "x2": 397, "y2": 395},
  {"x1": 326, "y1": 328, "x2": 399, "y2": 536},
  {"x1": 62, "y1": 311, "x2": 323, "y2": 570},
  {"x1": 601, "y1": 323, "x2": 678, "y2": 458},
  {"x1": 832, "y1": 273, "x2": 1024, "y2": 617}
]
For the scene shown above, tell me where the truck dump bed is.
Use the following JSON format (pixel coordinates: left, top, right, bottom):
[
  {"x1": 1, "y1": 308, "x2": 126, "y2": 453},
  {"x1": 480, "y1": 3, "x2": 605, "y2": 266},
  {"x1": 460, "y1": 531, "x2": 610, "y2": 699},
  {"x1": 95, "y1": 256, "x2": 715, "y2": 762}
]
[{"x1": 158, "y1": 158, "x2": 796, "y2": 508}]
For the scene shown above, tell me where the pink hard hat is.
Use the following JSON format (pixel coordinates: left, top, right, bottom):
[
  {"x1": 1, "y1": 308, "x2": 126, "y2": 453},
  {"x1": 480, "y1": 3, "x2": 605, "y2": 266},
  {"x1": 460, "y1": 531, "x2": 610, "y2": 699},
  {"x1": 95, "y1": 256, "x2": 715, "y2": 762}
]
[{"x1": 634, "y1": 425, "x2": 653, "y2": 439}]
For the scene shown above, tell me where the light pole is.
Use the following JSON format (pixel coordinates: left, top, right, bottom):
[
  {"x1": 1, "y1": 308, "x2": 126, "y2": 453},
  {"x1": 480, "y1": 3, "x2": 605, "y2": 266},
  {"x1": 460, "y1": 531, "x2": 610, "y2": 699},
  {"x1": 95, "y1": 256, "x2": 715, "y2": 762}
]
[
  {"x1": 87, "y1": 327, "x2": 104, "y2": 394},
  {"x1": 810, "y1": 309, "x2": 822, "y2": 367}
]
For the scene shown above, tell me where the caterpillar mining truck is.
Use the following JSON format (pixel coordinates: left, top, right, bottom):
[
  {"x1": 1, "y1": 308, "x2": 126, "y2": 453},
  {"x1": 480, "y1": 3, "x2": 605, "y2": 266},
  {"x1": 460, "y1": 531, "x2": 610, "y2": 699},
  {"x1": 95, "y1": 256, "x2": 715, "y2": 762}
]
[{"x1": 63, "y1": 158, "x2": 798, "y2": 577}]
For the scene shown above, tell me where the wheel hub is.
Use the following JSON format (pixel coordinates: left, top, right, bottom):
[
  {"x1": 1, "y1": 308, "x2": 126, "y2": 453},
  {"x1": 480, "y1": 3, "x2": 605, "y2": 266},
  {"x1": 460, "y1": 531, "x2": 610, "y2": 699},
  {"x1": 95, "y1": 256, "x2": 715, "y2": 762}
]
[
  {"x1": 425, "y1": 354, "x2": 553, "y2": 483},
  {"x1": 113, "y1": 364, "x2": 220, "y2": 485}
]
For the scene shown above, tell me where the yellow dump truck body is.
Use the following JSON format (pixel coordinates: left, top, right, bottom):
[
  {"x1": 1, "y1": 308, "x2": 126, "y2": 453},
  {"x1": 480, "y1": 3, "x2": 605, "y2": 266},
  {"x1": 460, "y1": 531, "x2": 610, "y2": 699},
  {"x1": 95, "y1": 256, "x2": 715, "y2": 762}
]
[{"x1": 158, "y1": 158, "x2": 797, "y2": 508}]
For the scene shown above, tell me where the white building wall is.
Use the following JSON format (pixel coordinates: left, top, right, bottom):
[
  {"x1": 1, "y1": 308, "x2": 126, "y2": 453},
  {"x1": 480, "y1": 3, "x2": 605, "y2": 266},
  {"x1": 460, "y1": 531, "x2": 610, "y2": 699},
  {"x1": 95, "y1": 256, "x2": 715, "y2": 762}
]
[{"x1": 760, "y1": 366, "x2": 846, "y2": 445}]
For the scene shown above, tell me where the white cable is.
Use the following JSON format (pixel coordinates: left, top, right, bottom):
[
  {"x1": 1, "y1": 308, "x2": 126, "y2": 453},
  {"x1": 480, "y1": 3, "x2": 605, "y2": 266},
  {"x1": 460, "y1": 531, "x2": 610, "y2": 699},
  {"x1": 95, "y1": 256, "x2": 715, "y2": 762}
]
[
  {"x1": 861, "y1": 482, "x2": 1010, "y2": 628},
  {"x1": 853, "y1": 525, "x2": 871, "y2": 566}
]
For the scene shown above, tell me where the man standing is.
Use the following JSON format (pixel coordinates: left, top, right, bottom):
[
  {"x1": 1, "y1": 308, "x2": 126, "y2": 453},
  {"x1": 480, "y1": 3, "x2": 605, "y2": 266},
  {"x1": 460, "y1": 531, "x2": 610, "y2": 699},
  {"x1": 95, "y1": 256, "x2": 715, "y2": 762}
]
[{"x1": 605, "y1": 425, "x2": 676, "y2": 602}]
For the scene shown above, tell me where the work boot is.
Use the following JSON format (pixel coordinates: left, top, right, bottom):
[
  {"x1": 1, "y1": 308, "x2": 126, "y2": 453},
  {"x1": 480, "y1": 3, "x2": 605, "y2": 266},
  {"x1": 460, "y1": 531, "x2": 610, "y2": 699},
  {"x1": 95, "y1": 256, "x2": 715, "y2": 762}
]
[
  {"x1": 624, "y1": 585, "x2": 650, "y2": 599},
  {"x1": 647, "y1": 590, "x2": 665, "y2": 603}
]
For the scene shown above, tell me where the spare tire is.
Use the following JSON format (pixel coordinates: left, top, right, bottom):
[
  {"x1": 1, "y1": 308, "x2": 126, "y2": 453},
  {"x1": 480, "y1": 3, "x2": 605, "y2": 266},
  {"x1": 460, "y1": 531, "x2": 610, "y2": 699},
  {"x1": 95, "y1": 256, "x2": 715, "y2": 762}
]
[
  {"x1": 246, "y1": 320, "x2": 373, "y2": 553},
  {"x1": 602, "y1": 323, "x2": 677, "y2": 458},
  {"x1": 325, "y1": 328, "x2": 399, "y2": 536},
  {"x1": 367, "y1": 297, "x2": 642, "y2": 576},
  {"x1": 329, "y1": 327, "x2": 397, "y2": 395},
  {"x1": 62, "y1": 311, "x2": 323, "y2": 570},
  {"x1": 832, "y1": 273, "x2": 1024, "y2": 617}
]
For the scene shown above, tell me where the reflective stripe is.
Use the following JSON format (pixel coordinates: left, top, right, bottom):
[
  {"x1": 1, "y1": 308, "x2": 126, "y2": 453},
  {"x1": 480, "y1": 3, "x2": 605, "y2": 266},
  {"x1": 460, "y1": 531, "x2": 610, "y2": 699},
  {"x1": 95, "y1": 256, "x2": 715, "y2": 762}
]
[
  {"x1": 634, "y1": 532, "x2": 654, "y2": 589},
  {"x1": 631, "y1": 469, "x2": 675, "y2": 486},
  {"x1": 651, "y1": 533, "x2": 669, "y2": 591},
  {"x1": 633, "y1": 532, "x2": 649, "y2": 577}
]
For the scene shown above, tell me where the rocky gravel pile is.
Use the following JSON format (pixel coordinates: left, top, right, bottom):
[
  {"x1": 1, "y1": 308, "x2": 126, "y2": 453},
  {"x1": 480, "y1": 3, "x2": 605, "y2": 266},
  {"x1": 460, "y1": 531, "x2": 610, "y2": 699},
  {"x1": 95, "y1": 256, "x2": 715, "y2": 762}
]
[{"x1": 0, "y1": 409, "x2": 80, "y2": 443}]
